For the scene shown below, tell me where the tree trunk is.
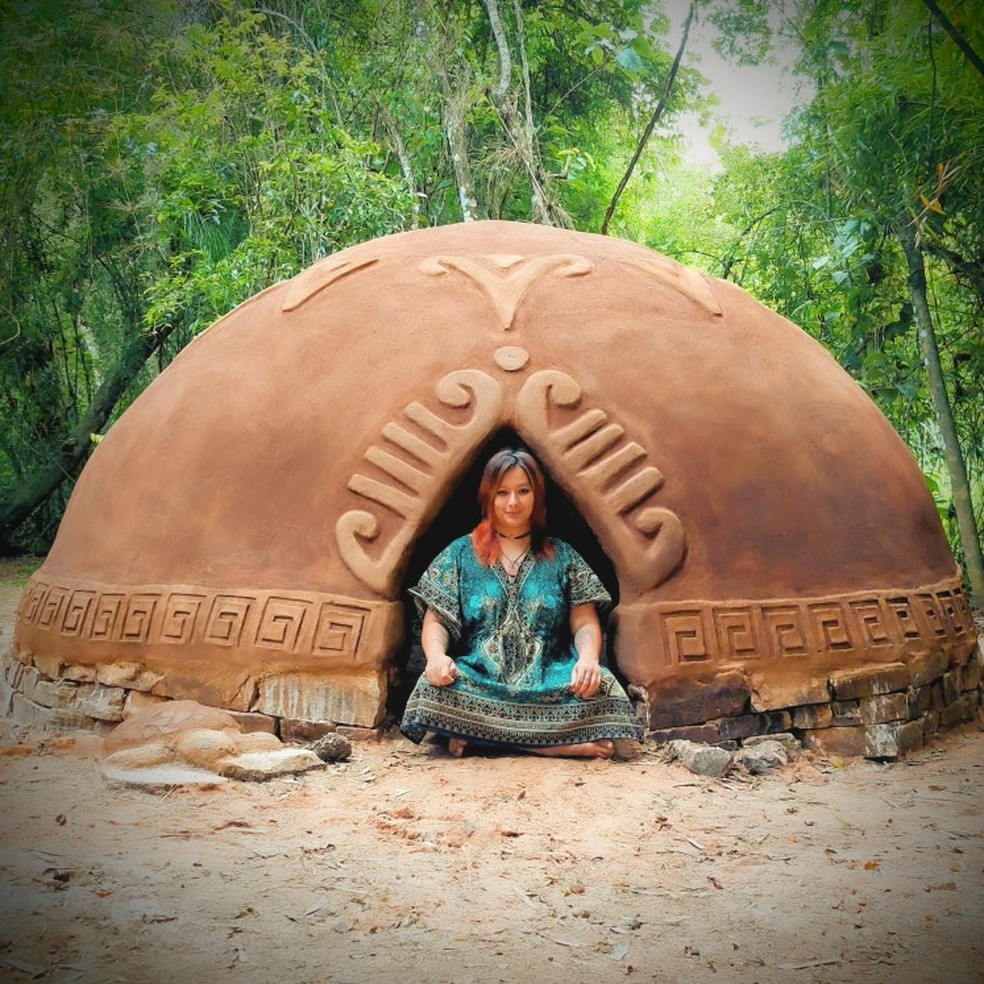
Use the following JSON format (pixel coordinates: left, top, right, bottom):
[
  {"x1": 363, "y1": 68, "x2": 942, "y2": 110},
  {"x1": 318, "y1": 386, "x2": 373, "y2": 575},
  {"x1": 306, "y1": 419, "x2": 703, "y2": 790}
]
[
  {"x1": 411, "y1": 0, "x2": 483, "y2": 223},
  {"x1": 0, "y1": 324, "x2": 175, "y2": 551},
  {"x1": 600, "y1": 0, "x2": 696, "y2": 235},
  {"x1": 897, "y1": 222, "x2": 984, "y2": 608},
  {"x1": 481, "y1": 0, "x2": 569, "y2": 226}
]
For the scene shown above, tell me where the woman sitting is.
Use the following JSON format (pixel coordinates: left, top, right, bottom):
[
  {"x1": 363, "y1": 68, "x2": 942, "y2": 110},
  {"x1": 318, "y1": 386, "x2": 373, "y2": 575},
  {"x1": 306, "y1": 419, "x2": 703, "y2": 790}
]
[{"x1": 400, "y1": 448, "x2": 644, "y2": 759}]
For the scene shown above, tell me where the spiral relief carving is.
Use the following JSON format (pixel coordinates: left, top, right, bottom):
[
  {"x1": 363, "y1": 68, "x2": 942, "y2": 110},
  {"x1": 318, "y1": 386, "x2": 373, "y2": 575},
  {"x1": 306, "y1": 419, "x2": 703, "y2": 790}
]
[
  {"x1": 515, "y1": 369, "x2": 686, "y2": 592},
  {"x1": 336, "y1": 369, "x2": 504, "y2": 595}
]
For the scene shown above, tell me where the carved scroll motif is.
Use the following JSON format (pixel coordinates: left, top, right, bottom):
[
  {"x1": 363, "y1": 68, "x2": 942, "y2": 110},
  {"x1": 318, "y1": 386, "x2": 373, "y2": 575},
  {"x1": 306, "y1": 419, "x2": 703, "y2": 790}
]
[
  {"x1": 282, "y1": 256, "x2": 379, "y2": 312},
  {"x1": 420, "y1": 254, "x2": 594, "y2": 331},
  {"x1": 515, "y1": 370, "x2": 686, "y2": 592},
  {"x1": 337, "y1": 369, "x2": 504, "y2": 595},
  {"x1": 620, "y1": 254, "x2": 723, "y2": 318}
]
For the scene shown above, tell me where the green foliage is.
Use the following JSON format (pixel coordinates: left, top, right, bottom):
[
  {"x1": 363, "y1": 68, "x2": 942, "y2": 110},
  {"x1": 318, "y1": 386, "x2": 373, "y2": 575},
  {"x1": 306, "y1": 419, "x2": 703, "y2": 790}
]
[
  {"x1": 698, "y1": 0, "x2": 984, "y2": 572},
  {"x1": 3, "y1": 0, "x2": 981, "y2": 575},
  {"x1": 0, "y1": 0, "x2": 415, "y2": 550}
]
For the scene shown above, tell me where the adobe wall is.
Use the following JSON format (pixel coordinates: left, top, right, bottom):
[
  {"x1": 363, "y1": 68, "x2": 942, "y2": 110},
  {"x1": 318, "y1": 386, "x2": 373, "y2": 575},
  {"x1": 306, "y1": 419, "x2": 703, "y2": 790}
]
[{"x1": 6, "y1": 221, "x2": 979, "y2": 755}]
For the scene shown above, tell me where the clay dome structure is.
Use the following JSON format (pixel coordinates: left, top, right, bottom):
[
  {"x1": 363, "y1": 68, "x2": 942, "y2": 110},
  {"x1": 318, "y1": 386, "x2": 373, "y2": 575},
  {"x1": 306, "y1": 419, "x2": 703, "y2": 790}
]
[{"x1": 7, "y1": 221, "x2": 979, "y2": 757}]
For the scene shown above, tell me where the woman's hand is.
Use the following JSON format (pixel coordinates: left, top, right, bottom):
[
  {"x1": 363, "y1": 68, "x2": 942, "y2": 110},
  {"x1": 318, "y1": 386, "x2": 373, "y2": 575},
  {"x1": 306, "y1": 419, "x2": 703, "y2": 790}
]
[
  {"x1": 425, "y1": 654, "x2": 458, "y2": 687},
  {"x1": 569, "y1": 603, "x2": 603, "y2": 698},
  {"x1": 421, "y1": 609, "x2": 457, "y2": 686},
  {"x1": 570, "y1": 656, "x2": 602, "y2": 698}
]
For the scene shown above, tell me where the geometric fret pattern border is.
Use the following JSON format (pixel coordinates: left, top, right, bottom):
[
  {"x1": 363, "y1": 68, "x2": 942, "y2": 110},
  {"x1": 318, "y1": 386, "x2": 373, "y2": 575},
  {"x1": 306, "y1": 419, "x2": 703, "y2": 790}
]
[
  {"x1": 15, "y1": 575, "x2": 383, "y2": 664},
  {"x1": 16, "y1": 573, "x2": 973, "y2": 670},
  {"x1": 649, "y1": 576, "x2": 973, "y2": 666}
]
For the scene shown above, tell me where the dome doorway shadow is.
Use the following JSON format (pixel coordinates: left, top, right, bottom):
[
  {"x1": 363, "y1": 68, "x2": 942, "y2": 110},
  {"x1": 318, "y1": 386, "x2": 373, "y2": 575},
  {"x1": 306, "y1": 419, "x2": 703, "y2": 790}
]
[{"x1": 387, "y1": 428, "x2": 621, "y2": 722}]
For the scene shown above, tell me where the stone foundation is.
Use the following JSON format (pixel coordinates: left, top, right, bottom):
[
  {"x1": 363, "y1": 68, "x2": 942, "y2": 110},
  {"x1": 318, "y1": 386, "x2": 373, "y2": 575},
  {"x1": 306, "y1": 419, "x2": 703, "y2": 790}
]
[
  {"x1": 641, "y1": 633, "x2": 983, "y2": 760},
  {"x1": 0, "y1": 648, "x2": 384, "y2": 742},
  {"x1": 3, "y1": 634, "x2": 981, "y2": 759}
]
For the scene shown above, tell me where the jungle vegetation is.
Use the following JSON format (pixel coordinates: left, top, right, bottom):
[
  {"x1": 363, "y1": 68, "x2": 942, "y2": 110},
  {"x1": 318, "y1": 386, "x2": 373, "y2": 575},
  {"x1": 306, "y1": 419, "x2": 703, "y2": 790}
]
[{"x1": 1, "y1": 0, "x2": 982, "y2": 606}]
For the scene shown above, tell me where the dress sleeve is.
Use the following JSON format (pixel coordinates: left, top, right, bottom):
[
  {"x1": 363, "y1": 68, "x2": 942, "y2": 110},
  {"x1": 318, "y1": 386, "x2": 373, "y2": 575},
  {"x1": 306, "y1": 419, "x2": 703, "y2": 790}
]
[
  {"x1": 407, "y1": 539, "x2": 464, "y2": 641},
  {"x1": 562, "y1": 542, "x2": 612, "y2": 613}
]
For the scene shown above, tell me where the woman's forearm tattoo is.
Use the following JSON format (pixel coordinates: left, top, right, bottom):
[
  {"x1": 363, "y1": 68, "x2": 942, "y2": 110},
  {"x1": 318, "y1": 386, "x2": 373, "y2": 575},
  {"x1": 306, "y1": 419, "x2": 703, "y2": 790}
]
[
  {"x1": 425, "y1": 619, "x2": 450, "y2": 654},
  {"x1": 574, "y1": 624, "x2": 599, "y2": 657}
]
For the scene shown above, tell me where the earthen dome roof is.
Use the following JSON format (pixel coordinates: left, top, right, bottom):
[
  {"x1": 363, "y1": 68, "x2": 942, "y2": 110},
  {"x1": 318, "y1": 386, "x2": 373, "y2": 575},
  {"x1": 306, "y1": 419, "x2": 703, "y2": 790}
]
[{"x1": 15, "y1": 221, "x2": 973, "y2": 722}]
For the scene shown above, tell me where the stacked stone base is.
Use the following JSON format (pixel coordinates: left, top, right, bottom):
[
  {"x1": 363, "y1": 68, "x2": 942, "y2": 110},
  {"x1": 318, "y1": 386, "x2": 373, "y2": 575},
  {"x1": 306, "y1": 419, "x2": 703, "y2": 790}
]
[
  {"x1": 3, "y1": 636, "x2": 982, "y2": 761},
  {"x1": 0, "y1": 650, "x2": 382, "y2": 744},
  {"x1": 643, "y1": 634, "x2": 983, "y2": 761}
]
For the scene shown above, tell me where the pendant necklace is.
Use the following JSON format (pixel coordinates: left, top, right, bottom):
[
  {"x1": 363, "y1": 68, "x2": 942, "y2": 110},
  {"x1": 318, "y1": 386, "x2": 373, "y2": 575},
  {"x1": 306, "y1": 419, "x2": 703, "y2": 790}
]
[
  {"x1": 501, "y1": 547, "x2": 529, "y2": 577},
  {"x1": 497, "y1": 530, "x2": 531, "y2": 577}
]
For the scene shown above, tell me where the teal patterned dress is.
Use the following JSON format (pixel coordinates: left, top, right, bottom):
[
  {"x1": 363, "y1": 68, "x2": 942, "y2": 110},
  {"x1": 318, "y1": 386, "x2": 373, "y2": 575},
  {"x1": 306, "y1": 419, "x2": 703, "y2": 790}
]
[{"x1": 400, "y1": 535, "x2": 643, "y2": 749}]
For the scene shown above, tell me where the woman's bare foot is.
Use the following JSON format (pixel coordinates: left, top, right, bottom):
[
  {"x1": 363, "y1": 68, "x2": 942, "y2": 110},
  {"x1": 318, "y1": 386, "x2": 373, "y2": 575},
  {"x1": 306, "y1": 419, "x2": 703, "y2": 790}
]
[
  {"x1": 448, "y1": 737, "x2": 468, "y2": 757},
  {"x1": 528, "y1": 739, "x2": 615, "y2": 759}
]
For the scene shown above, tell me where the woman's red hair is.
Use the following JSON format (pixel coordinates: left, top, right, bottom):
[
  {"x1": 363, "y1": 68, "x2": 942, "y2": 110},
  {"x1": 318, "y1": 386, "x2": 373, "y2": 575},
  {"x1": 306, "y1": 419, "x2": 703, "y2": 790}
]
[{"x1": 471, "y1": 449, "x2": 555, "y2": 566}]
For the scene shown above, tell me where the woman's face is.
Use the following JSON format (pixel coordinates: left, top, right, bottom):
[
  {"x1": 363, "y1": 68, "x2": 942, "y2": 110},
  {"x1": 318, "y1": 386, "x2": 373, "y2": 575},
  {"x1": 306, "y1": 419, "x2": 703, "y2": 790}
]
[{"x1": 492, "y1": 465, "x2": 535, "y2": 535}]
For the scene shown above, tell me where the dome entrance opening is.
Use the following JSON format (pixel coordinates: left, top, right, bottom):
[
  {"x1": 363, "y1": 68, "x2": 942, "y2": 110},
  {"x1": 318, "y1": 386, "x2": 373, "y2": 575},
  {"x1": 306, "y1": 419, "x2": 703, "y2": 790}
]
[{"x1": 387, "y1": 429, "x2": 619, "y2": 719}]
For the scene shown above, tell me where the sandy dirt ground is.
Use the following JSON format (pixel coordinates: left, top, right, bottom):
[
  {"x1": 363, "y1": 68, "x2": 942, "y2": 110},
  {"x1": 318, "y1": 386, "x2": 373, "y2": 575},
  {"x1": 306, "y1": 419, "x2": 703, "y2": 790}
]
[{"x1": 1, "y1": 558, "x2": 982, "y2": 984}]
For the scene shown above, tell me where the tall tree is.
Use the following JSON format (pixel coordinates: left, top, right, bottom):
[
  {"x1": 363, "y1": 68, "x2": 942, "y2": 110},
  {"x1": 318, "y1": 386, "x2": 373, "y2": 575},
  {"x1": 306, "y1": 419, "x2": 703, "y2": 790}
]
[
  {"x1": 708, "y1": 0, "x2": 984, "y2": 603},
  {"x1": 0, "y1": 0, "x2": 414, "y2": 552}
]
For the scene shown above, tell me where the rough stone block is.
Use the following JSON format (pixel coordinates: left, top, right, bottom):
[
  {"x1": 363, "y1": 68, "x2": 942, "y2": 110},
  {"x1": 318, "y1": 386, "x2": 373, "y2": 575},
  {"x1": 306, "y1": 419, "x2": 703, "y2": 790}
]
[
  {"x1": 96, "y1": 661, "x2": 163, "y2": 692},
  {"x1": 792, "y1": 703, "x2": 833, "y2": 730},
  {"x1": 70, "y1": 684, "x2": 126, "y2": 722},
  {"x1": 959, "y1": 692, "x2": 978, "y2": 722},
  {"x1": 150, "y1": 668, "x2": 256, "y2": 712},
  {"x1": 3, "y1": 652, "x2": 25, "y2": 688},
  {"x1": 10, "y1": 691, "x2": 112, "y2": 734},
  {"x1": 908, "y1": 685, "x2": 933, "y2": 720},
  {"x1": 103, "y1": 742, "x2": 171, "y2": 770},
  {"x1": 20, "y1": 666, "x2": 79, "y2": 709},
  {"x1": 940, "y1": 700, "x2": 964, "y2": 728},
  {"x1": 335, "y1": 724, "x2": 385, "y2": 743},
  {"x1": 256, "y1": 671, "x2": 387, "y2": 728},
  {"x1": 865, "y1": 721, "x2": 923, "y2": 759},
  {"x1": 714, "y1": 715, "x2": 762, "y2": 741},
  {"x1": 942, "y1": 671, "x2": 961, "y2": 705},
  {"x1": 648, "y1": 722, "x2": 723, "y2": 746},
  {"x1": 803, "y1": 721, "x2": 921, "y2": 760},
  {"x1": 922, "y1": 710, "x2": 940, "y2": 738},
  {"x1": 664, "y1": 740, "x2": 734, "y2": 777},
  {"x1": 829, "y1": 662, "x2": 910, "y2": 700},
  {"x1": 830, "y1": 699, "x2": 862, "y2": 726},
  {"x1": 217, "y1": 748, "x2": 325, "y2": 781},
  {"x1": 900, "y1": 718, "x2": 926, "y2": 753},
  {"x1": 749, "y1": 673, "x2": 828, "y2": 713},
  {"x1": 32, "y1": 653, "x2": 65, "y2": 679},
  {"x1": 228, "y1": 710, "x2": 278, "y2": 734},
  {"x1": 734, "y1": 741, "x2": 788, "y2": 774},
  {"x1": 931, "y1": 680, "x2": 946, "y2": 711},
  {"x1": 802, "y1": 726, "x2": 868, "y2": 758},
  {"x1": 0, "y1": 678, "x2": 13, "y2": 715},
  {"x1": 62, "y1": 663, "x2": 97, "y2": 683},
  {"x1": 648, "y1": 670, "x2": 750, "y2": 729},
  {"x1": 961, "y1": 662, "x2": 981, "y2": 692},
  {"x1": 908, "y1": 649, "x2": 949, "y2": 688},
  {"x1": 715, "y1": 710, "x2": 792, "y2": 740},
  {"x1": 280, "y1": 718, "x2": 337, "y2": 743},
  {"x1": 744, "y1": 732, "x2": 801, "y2": 755},
  {"x1": 105, "y1": 699, "x2": 243, "y2": 753},
  {"x1": 859, "y1": 692, "x2": 908, "y2": 725},
  {"x1": 123, "y1": 690, "x2": 167, "y2": 718},
  {"x1": 173, "y1": 728, "x2": 240, "y2": 769}
]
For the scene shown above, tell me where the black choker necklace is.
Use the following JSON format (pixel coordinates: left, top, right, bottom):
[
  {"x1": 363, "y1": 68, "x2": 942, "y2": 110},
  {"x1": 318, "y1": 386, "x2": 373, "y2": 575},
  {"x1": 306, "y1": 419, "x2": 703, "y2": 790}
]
[{"x1": 497, "y1": 530, "x2": 531, "y2": 540}]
